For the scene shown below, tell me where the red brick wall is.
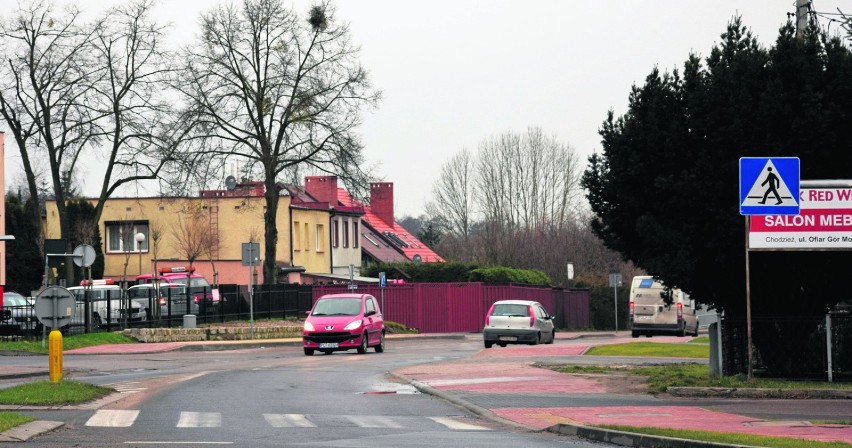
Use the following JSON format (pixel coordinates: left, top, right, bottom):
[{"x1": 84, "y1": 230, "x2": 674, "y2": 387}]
[
  {"x1": 370, "y1": 182, "x2": 394, "y2": 225},
  {"x1": 304, "y1": 176, "x2": 338, "y2": 203}
]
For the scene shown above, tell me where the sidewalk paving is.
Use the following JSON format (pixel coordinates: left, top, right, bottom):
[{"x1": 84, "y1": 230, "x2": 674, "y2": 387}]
[
  {"x1": 390, "y1": 335, "x2": 852, "y2": 447},
  {"x1": 2, "y1": 332, "x2": 851, "y2": 446}
]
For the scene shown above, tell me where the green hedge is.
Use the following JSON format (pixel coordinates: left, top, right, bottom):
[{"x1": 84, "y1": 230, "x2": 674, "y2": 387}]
[{"x1": 361, "y1": 262, "x2": 551, "y2": 286}]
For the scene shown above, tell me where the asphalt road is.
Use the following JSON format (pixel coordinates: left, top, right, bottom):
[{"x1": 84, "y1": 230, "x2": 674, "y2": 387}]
[{"x1": 12, "y1": 337, "x2": 616, "y2": 447}]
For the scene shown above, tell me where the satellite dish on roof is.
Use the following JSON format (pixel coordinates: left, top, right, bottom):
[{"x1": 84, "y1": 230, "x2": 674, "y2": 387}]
[
  {"x1": 412, "y1": 254, "x2": 422, "y2": 263},
  {"x1": 225, "y1": 175, "x2": 237, "y2": 191}
]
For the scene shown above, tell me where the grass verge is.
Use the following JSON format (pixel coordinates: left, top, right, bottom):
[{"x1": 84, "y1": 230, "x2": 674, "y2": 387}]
[
  {"x1": 0, "y1": 332, "x2": 136, "y2": 354},
  {"x1": 385, "y1": 321, "x2": 419, "y2": 334},
  {"x1": 557, "y1": 363, "x2": 852, "y2": 394},
  {"x1": 596, "y1": 425, "x2": 851, "y2": 448},
  {"x1": 0, "y1": 411, "x2": 35, "y2": 432},
  {"x1": 688, "y1": 336, "x2": 709, "y2": 344},
  {"x1": 585, "y1": 341, "x2": 708, "y2": 358},
  {"x1": 0, "y1": 380, "x2": 113, "y2": 405}
]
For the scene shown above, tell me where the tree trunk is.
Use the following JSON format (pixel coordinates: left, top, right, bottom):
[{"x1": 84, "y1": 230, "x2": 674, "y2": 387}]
[{"x1": 262, "y1": 183, "x2": 280, "y2": 285}]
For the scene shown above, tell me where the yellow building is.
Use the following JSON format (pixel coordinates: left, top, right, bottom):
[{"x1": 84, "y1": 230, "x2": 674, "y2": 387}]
[{"x1": 44, "y1": 182, "x2": 334, "y2": 285}]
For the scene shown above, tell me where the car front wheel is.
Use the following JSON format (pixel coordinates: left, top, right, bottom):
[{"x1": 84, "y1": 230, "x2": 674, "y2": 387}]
[
  {"x1": 357, "y1": 333, "x2": 368, "y2": 354},
  {"x1": 484, "y1": 341, "x2": 493, "y2": 349},
  {"x1": 304, "y1": 348, "x2": 314, "y2": 356},
  {"x1": 374, "y1": 332, "x2": 385, "y2": 353}
]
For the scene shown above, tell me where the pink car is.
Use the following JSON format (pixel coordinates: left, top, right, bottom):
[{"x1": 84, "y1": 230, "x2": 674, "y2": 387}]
[{"x1": 303, "y1": 294, "x2": 385, "y2": 356}]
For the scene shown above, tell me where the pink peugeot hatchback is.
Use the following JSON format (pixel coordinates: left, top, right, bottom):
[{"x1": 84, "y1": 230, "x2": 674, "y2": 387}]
[{"x1": 303, "y1": 294, "x2": 385, "y2": 356}]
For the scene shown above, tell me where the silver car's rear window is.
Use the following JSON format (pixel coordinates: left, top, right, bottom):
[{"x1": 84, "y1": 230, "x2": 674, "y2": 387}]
[{"x1": 491, "y1": 304, "x2": 530, "y2": 317}]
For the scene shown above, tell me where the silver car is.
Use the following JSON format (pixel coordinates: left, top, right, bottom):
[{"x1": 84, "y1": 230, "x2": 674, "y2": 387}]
[
  {"x1": 1, "y1": 291, "x2": 41, "y2": 334},
  {"x1": 483, "y1": 300, "x2": 556, "y2": 348}
]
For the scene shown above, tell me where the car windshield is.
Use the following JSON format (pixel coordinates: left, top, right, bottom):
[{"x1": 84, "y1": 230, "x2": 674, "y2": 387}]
[
  {"x1": 491, "y1": 304, "x2": 530, "y2": 317},
  {"x1": 171, "y1": 277, "x2": 210, "y2": 288},
  {"x1": 3, "y1": 294, "x2": 28, "y2": 307},
  {"x1": 311, "y1": 298, "x2": 362, "y2": 316}
]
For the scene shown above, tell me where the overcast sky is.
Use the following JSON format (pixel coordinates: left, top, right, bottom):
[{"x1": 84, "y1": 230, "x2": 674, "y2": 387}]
[{"x1": 3, "y1": 0, "x2": 849, "y2": 217}]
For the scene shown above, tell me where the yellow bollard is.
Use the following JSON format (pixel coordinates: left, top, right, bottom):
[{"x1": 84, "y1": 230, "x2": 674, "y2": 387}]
[{"x1": 49, "y1": 329, "x2": 63, "y2": 383}]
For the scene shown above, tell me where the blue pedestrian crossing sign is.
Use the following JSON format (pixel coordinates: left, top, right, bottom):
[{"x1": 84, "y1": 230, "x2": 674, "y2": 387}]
[{"x1": 739, "y1": 157, "x2": 800, "y2": 215}]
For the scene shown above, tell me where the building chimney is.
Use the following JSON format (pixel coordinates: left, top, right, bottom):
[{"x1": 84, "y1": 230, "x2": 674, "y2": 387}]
[
  {"x1": 304, "y1": 176, "x2": 338, "y2": 204},
  {"x1": 370, "y1": 182, "x2": 394, "y2": 226}
]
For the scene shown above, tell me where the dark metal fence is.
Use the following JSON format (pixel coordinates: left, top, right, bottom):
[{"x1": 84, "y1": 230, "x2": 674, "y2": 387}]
[
  {"x1": 5, "y1": 282, "x2": 589, "y2": 340},
  {"x1": 722, "y1": 313, "x2": 852, "y2": 381}
]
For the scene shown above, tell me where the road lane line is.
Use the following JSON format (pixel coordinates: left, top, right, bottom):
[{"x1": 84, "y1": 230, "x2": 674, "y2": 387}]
[{"x1": 86, "y1": 410, "x2": 140, "y2": 427}]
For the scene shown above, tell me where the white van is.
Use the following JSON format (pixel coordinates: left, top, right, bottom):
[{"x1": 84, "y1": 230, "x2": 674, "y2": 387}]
[
  {"x1": 68, "y1": 280, "x2": 149, "y2": 326},
  {"x1": 629, "y1": 276, "x2": 699, "y2": 338}
]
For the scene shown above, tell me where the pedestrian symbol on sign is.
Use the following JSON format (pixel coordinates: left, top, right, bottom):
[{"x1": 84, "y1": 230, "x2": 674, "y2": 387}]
[{"x1": 740, "y1": 158, "x2": 799, "y2": 215}]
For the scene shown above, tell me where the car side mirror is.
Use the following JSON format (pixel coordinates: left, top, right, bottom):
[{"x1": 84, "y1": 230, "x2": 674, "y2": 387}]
[
  {"x1": 305, "y1": 311, "x2": 311, "y2": 316},
  {"x1": 365, "y1": 309, "x2": 376, "y2": 317}
]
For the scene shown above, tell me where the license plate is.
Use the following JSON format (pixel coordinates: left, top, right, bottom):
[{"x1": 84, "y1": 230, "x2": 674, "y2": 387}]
[
  {"x1": 499, "y1": 336, "x2": 517, "y2": 341},
  {"x1": 319, "y1": 343, "x2": 338, "y2": 349}
]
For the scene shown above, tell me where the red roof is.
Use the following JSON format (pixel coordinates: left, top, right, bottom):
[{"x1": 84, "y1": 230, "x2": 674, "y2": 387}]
[{"x1": 336, "y1": 188, "x2": 443, "y2": 263}]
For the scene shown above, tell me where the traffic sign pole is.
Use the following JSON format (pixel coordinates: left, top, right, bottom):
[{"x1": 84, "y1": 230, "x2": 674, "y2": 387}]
[{"x1": 744, "y1": 216, "x2": 753, "y2": 381}]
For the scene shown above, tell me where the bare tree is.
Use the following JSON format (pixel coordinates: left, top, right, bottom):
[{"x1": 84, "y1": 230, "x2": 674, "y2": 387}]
[
  {"x1": 177, "y1": 0, "x2": 379, "y2": 284},
  {"x1": 0, "y1": 1, "x2": 97, "y2": 247},
  {"x1": 426, "y1": 148, "x2": 475, "y2": 241},
  {"x1": 172, "y1": 206, "x2": 209, "y2": 274},
  {"x1": 149, "y1": 220, "x2": 165, "y2": 280},
  {"x1": 0, "y1": 0, "x2": 179, "y2": 283}
]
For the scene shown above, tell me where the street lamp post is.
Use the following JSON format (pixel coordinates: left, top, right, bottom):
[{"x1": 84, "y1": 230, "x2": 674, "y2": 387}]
[{"x1": 135, "y1": 232, "x2": 146, "y2": 276}]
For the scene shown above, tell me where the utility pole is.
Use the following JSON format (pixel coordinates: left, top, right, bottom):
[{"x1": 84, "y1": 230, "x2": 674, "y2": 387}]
[{"x1": 796, "y1": 0, "x2": 810, "y2": 40}]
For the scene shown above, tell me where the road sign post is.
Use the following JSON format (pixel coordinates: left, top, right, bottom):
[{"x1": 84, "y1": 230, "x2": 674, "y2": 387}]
[
  {"x1": 241, "y1": 242, "x2": 260, "y2": 339},
  {"x1": 379, "y1": 272, "x2": 386, "y2": 315},
  {"x1": 739, "y1": 157, "x2": 800, "y2": 381}
]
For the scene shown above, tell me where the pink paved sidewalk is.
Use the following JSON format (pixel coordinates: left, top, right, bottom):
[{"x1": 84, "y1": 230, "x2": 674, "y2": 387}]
[
  {"x1": 395, "y1": 335, "x2": 852, "y2": 446},
  {"x1": 492, "y1": 406, "x2": 852, "y2": 444}
]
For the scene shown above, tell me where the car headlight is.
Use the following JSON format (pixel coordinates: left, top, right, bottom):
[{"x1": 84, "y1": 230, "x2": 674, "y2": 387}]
[
  {"x1": 304, "y1": 321, "x2": 315, "y2": 331},
  {"x1": 344, "y1": 319, "x2": 363, "y2": 331}
]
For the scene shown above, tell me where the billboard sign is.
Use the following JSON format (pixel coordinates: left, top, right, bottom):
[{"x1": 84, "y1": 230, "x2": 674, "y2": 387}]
[{"x1": 749, "y1": 186, "x2": 852, "y2": 249}]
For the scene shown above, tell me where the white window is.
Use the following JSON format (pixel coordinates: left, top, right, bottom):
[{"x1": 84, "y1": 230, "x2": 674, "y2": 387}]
[
  {"x1": 106, "y1": 221, "x2": 149, "y2": 253},
  {"x1": 316, "y1": 224, "x2": 325, "y2": 252},
  {"x1": 343, "y1": 221, "x2": 350, "y2": 248}
]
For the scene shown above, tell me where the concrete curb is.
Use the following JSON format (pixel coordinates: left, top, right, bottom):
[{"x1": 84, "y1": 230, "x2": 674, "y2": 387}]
[
  {"x1": 667, "y1": 387, "x2": 852, "y2": 399},
  {"x1": 0, "y1": 420, "x2": 63, "y2": 442},
  {"x1": 547, "y1": 423, "x2": 764, "y2": 448}
]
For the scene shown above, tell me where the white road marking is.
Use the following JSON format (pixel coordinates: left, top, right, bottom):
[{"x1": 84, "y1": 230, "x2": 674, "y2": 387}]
[
  {"x1": 106, "y1": 381, "x2": 146, "y2": 394},
  {"x1": 125, "y1": 443, "x2": 232, "y2": 445},
  {"x1": 429, "y1": 417, "x2": 491, "y2": 431},
  {"x1": 86, "y1": 410, "x2": 140, "y2": 427},
  {"x1": 177, "y1": 412, "x2": 222, "y2": 428},
  {"x1": 345, "y1": 415, "x2": 404, "y2": 428},
  {"x1": 263, "y1": 414, "x2": 317, "y2": 428}
]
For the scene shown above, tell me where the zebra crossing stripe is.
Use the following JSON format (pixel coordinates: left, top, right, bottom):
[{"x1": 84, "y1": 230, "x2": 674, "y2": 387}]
[
  {"x1": 86, "y1": 410, "x2": 140, "y2": 427},
  {"x1": 429, "y1": 417, "x2": 491, "y2": 431},
  {"x1": 177, "y1": 412, "x2": 222, "y2": 428},
  {"x1": 345, "y1": 416, "x2": 404, "y2": 428},
  {"x1": 263, "y1": 414, "x2": 316, "y2": 428}
]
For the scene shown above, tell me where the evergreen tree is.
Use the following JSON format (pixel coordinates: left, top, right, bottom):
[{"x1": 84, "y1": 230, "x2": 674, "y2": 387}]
[
  {"x1": 4, "y1": 194, "x2": 42, "y2": 294},
  {"x1": 583, "y1": 19, "x2": 852, "y2": 375}
]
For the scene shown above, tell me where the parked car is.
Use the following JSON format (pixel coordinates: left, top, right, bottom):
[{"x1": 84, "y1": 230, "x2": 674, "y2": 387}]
[
  {"x1": 128, "y1": 283, "x2": 197, "y2": 318},
  {"x1": 68, "y1": 280, "x2": 148, "y2": 326},
  {"x1": 1, "y1": 291, "x2": 41, "y2": 335},
  {"x1": 483, "y1": 300, "x2": 556, "y2": 348},
  {"x1": 136, "y1": 266, "x2": 219, "y2": 312},
  {"x1": 302, "y1": 293, "x2": 385, "y2": 356}
]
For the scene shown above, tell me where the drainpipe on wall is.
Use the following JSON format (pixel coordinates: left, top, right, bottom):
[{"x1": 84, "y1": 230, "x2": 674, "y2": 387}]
[{"x1": 288, "y1": 205, "x2": 294, "y2": 271}]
